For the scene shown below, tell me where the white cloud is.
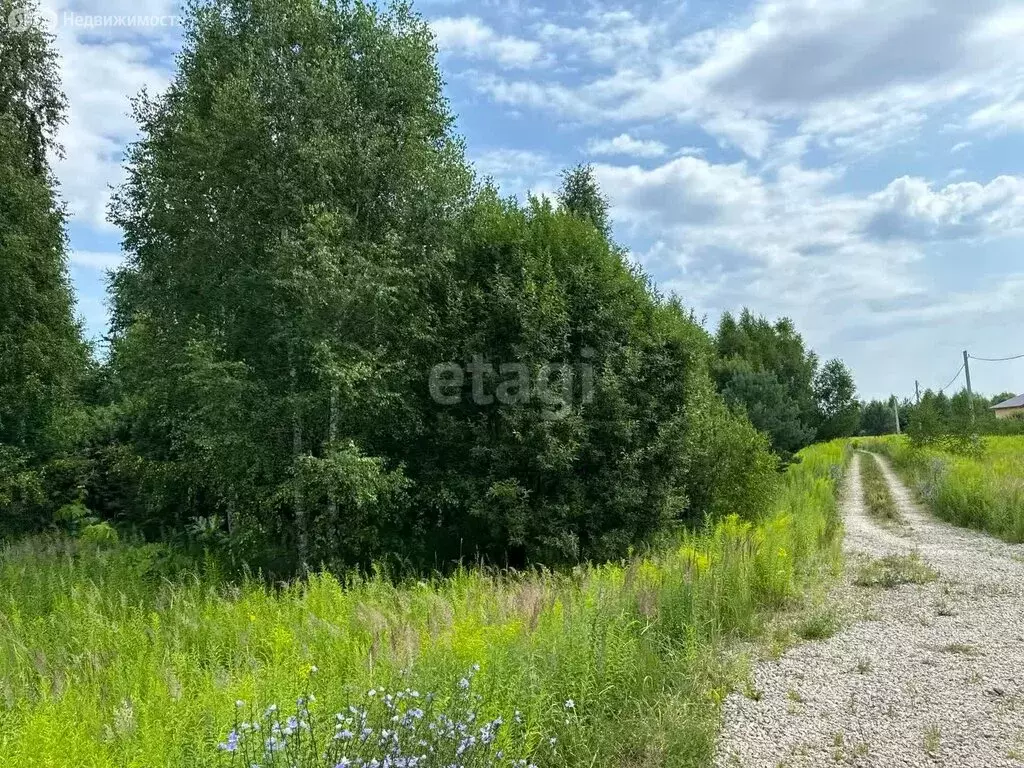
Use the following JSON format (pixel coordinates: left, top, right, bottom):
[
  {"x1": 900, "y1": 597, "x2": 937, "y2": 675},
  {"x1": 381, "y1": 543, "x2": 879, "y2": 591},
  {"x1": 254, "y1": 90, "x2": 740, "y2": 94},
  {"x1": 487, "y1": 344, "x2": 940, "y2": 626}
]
[
  {"x1": 951, "y1": 141, "x2": 973, "y2": 153},
  {"x1": 431, "y1": 17, "x2": 544, "y2": 68},
  {"x1": 70, "y1": 251, "x2": 124, "y2": 270},
  {"x1": 867, "y1": 175, "x2": 1024, "y2": 240},
  {"x1": 536, "y1": 10, "x2": 657, "y2": 66},
  {"x1": 471, "y1": 148, "x2": 558, "y2": 199},
  {"x1": 472, "y1": 0, "x2": 1024, "y2": 158},
  {"x1": 586, "y1": 133, "x2": 667, "y2": 158},
  {"x1": 968, "y1": 100, "x2": 1024, "y2": 133},
  {"x1": 585, "y1": 150, "x2": 1024, "y2": 376},
  {"x1": 45, "y1": 1, "x2": 176, "y2": 230}
]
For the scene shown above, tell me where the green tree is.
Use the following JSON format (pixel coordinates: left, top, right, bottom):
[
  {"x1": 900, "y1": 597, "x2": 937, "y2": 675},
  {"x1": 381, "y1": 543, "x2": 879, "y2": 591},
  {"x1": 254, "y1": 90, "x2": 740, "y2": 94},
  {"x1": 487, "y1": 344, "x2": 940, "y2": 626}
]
[
  {"x1": 714, "y1": 309, "x2": 819, "y2": 458},
  {"x1": 813, "y1": 359, "x2": 860, "y2": 440},
  {"x1": 104, "y1": 0, "x2": 785, "y2": 572},
  {"x1": 858, "y1": 399, "x2": 894, "y2": 436},
  {"x1": 0, "y1": 0, "x2": 88, "y2": 532},
  {"x1": 557, "y1": 164, "x2": 611, "y2": 237},
  {"x1": 718, "y1": 363, "x2": 814, "y2": 459},
  {"x1": 109, "y1": 0, "x2": 469, "y2": 569}
]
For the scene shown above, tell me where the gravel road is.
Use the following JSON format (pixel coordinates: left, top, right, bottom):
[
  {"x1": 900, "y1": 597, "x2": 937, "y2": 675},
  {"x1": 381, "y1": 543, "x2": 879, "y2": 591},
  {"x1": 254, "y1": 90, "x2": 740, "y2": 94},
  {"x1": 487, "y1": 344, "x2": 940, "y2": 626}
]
[{"x1": 715, "y1": 451, "x2": 1024, "y2": 767}]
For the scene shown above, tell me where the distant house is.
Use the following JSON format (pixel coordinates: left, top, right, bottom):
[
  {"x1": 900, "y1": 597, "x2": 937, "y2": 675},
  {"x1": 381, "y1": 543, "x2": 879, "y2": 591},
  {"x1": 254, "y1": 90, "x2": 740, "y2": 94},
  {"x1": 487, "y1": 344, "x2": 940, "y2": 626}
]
[{"x1": 991, "y1": 394, "x2": 1024, "y2": 420}]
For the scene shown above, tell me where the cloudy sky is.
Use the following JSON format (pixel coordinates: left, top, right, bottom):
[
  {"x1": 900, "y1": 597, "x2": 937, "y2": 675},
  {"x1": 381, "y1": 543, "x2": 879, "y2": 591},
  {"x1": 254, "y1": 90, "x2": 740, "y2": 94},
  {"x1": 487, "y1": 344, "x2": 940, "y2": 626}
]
[{"x1": 44, "y1": 0, "x2": 1024, "y2": 401}]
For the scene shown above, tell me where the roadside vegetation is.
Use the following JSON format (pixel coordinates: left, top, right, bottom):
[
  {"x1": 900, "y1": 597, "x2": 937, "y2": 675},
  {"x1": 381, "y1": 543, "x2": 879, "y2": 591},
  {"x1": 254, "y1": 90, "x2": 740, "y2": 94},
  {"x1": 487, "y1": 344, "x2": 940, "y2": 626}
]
[
  {"x1": 858, "y1": 453, "x2": 903, "y2": 527},
  {"x1": 0, "y1": 443, "x2": 849, "y2": 767},
  {"x1": 853, "y1": 552, "x2": 938, "y2": 589},
  {"x1": 867, "y1": 436, "x2": 1024, "y2": 543}
]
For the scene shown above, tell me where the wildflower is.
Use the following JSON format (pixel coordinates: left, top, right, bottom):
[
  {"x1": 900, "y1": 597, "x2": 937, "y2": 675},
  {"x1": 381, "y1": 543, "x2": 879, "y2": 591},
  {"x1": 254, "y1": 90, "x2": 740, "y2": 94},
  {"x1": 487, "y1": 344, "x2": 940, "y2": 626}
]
[
  {"x1": 334, "y1": 759, "x2": 351, "y2": 768},
  {"x1": 264, "y1": 736, "x2": 285, "y2": 753},
  {"x1": 336, "y1": 728, "x2": 354, "y2": 740},
  {"x1": 564, "y1": 699, "x2": 575, "y2": 709},
  {"x1": 368, "y1": 689, "x2": 377, "y2": 697},
  {"x1": 218, "y1": 730, "x2": 240, "y2": 752},
  {"x1": 458, "y1": 678, "x2": 469, "y2": 690},
  {"x1": 310, "y1": 665, "x2": 319, "y2": 674},
  {"x1": 235, "y1": 699, "x2": 245, "y2": 708}
]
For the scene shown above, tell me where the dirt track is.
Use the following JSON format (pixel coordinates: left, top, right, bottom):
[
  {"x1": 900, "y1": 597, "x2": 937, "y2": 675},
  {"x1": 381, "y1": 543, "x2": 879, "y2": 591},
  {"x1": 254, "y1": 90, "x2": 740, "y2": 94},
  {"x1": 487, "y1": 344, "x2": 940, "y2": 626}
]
[{"x1": 715, "y1": 451, "x2": 1024, "y2": 767}]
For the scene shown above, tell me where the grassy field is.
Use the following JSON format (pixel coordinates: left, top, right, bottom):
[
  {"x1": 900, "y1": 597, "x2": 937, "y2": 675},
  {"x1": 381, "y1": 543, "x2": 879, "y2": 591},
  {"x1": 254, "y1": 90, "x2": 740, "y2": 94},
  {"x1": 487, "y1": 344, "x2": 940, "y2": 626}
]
[
  {"x1": 865, "y1": 435, "x2": 1024, "y2": 542},
  {"x1": 0, "y1": 442, "x2": 848, "y2": 768}
]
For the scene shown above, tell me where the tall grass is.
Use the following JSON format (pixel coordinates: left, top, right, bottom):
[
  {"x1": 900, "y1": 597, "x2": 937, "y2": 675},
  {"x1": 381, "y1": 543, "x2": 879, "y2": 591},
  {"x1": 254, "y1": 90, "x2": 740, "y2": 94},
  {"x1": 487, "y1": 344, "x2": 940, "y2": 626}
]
[
  {"x1": 866, "y1": 436, "x2": 1024, "y2": 542},
  {"x1": 0, "y1": 442, "x2": 849, "y2": 768}
]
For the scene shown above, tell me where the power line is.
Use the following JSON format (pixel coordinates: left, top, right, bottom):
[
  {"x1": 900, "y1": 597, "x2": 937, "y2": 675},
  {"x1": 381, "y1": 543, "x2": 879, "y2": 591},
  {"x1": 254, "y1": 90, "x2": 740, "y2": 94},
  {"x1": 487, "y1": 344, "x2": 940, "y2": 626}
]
[
  {"x1": 936, "y1": 364, "x2": 964, "y2": 394},
  {"x1": 969, "y1": 353, "x2": 1024, "y2": 362}
]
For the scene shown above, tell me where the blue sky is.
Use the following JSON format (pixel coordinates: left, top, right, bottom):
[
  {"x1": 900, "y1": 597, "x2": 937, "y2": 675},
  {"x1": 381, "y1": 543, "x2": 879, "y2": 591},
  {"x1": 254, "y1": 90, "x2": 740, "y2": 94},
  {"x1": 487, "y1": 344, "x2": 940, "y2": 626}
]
[{"x1": 43, "y1": 0, "x2": 1024, "y2": 401}]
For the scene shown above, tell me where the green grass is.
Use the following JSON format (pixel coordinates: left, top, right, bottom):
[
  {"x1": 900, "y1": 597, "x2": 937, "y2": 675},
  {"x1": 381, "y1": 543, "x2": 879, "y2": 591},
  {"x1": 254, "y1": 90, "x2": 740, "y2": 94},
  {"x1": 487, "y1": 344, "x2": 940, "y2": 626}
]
[
  {"x1": 853, "y1": 553, "x2": 938, "y2": 589},
  {"x1": 866, "y1": 436, "x2": 1024, "y2": 542},
  {"x1": 0, "y1": 442, "x2": 851, "y2": 768},
  {"x1": 795, "y1": 606, "x2": 843, "y2": 641},
  {"x1": 858, "y1": 453, "x2": 903, "y2": 526}
]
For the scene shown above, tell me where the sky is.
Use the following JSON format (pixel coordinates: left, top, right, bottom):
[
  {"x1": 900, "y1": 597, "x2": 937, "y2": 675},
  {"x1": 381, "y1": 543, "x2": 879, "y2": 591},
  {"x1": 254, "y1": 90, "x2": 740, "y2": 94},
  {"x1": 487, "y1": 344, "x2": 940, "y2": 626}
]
[{"x1": 34, "y1": 0, "x2": 1024, "y2": 402}]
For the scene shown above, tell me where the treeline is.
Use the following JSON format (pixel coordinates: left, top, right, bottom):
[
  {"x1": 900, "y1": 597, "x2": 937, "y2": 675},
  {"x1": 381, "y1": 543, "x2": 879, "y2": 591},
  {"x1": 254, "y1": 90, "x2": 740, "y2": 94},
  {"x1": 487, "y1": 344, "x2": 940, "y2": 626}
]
[
  {"x1": 859, "y1": 390, "x2": 1024, "y2": 442},
  {"x1": 0, "y1": 0, "x2": 859, "y2": 574},
  {"x1": 714, "y1": 310, "x2": 859, "y2": 461}
]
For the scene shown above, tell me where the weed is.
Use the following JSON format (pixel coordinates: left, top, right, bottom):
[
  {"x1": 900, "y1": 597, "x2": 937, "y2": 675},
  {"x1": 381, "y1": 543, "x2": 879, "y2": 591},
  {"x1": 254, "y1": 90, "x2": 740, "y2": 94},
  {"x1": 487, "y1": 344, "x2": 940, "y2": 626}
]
[
  {"x1": 940, "y1": 642, "x2": 979, "y2": 656},
  {"x1": 859, "y1": 454, "x2": 903, "y2": 525},
  {"x1": 796, "y1": 607, "x2": 843, "y2": 640},
  {"x1": 853, "y1": 553, "x2": 938, "y2": 589},
  {"x1": 923, "y1": 723, "x2": 941, "y2": 756}
]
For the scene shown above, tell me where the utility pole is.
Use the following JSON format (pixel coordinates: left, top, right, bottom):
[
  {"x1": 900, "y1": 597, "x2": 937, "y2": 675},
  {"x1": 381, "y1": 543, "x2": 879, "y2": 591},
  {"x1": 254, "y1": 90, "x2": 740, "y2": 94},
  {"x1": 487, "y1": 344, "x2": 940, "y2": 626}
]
[
  {"x1": 963, "y1": 350, "x2": 975, "y2": 423},
  {"x1": 892, "y1": 395, "x2": 901, "y2": 435},
  {"x1": 915, "y1": 380, "x2": 921, "y2": 405}
]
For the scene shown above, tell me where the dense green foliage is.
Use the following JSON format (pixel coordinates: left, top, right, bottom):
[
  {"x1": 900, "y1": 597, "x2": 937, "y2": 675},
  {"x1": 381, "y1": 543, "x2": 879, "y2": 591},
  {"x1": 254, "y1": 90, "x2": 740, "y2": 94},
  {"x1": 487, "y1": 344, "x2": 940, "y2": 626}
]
[
  {"x1": 2, "y1": 0, "x2": 850, "y2": 579},
  {"x1": 714, "y1": 311, "x2": 858, "y2": 459},
  {"x1": 59, "y1": 0, "x2": 785, "y2": 573},
  {"x1": 0, "y1": 0, "x2": 88, "y2": 533},
  {"x1": 0, "y1": 441, "x2": 849, "y2": 767},
  {"x1": 858, "y1": 389, "x2": 1024, "y2": 440},
  {"x1": 867, "y1": 435, "x2": 1024, "y2": 542}
]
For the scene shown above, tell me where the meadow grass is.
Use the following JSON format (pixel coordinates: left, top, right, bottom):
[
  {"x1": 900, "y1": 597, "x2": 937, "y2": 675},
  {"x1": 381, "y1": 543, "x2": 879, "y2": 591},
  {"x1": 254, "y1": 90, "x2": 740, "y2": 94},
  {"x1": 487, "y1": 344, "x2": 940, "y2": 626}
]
[
  {"x1": 0, "y1": 442, "x2": 849, "y2": 768},
  {"x1": 866, "y1": 436, "x2": 1024, "y2": 542},
  {"x1": 858, "y1": 453, "x2": 902, "y2": 526}
]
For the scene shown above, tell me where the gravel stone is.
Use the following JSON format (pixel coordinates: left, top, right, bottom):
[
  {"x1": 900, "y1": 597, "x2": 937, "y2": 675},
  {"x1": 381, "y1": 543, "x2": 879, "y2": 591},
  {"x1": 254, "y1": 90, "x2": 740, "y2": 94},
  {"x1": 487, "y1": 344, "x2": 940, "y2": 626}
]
[{"x1": 715, "y1": 451, "x2": 1024, "y2": 767}]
